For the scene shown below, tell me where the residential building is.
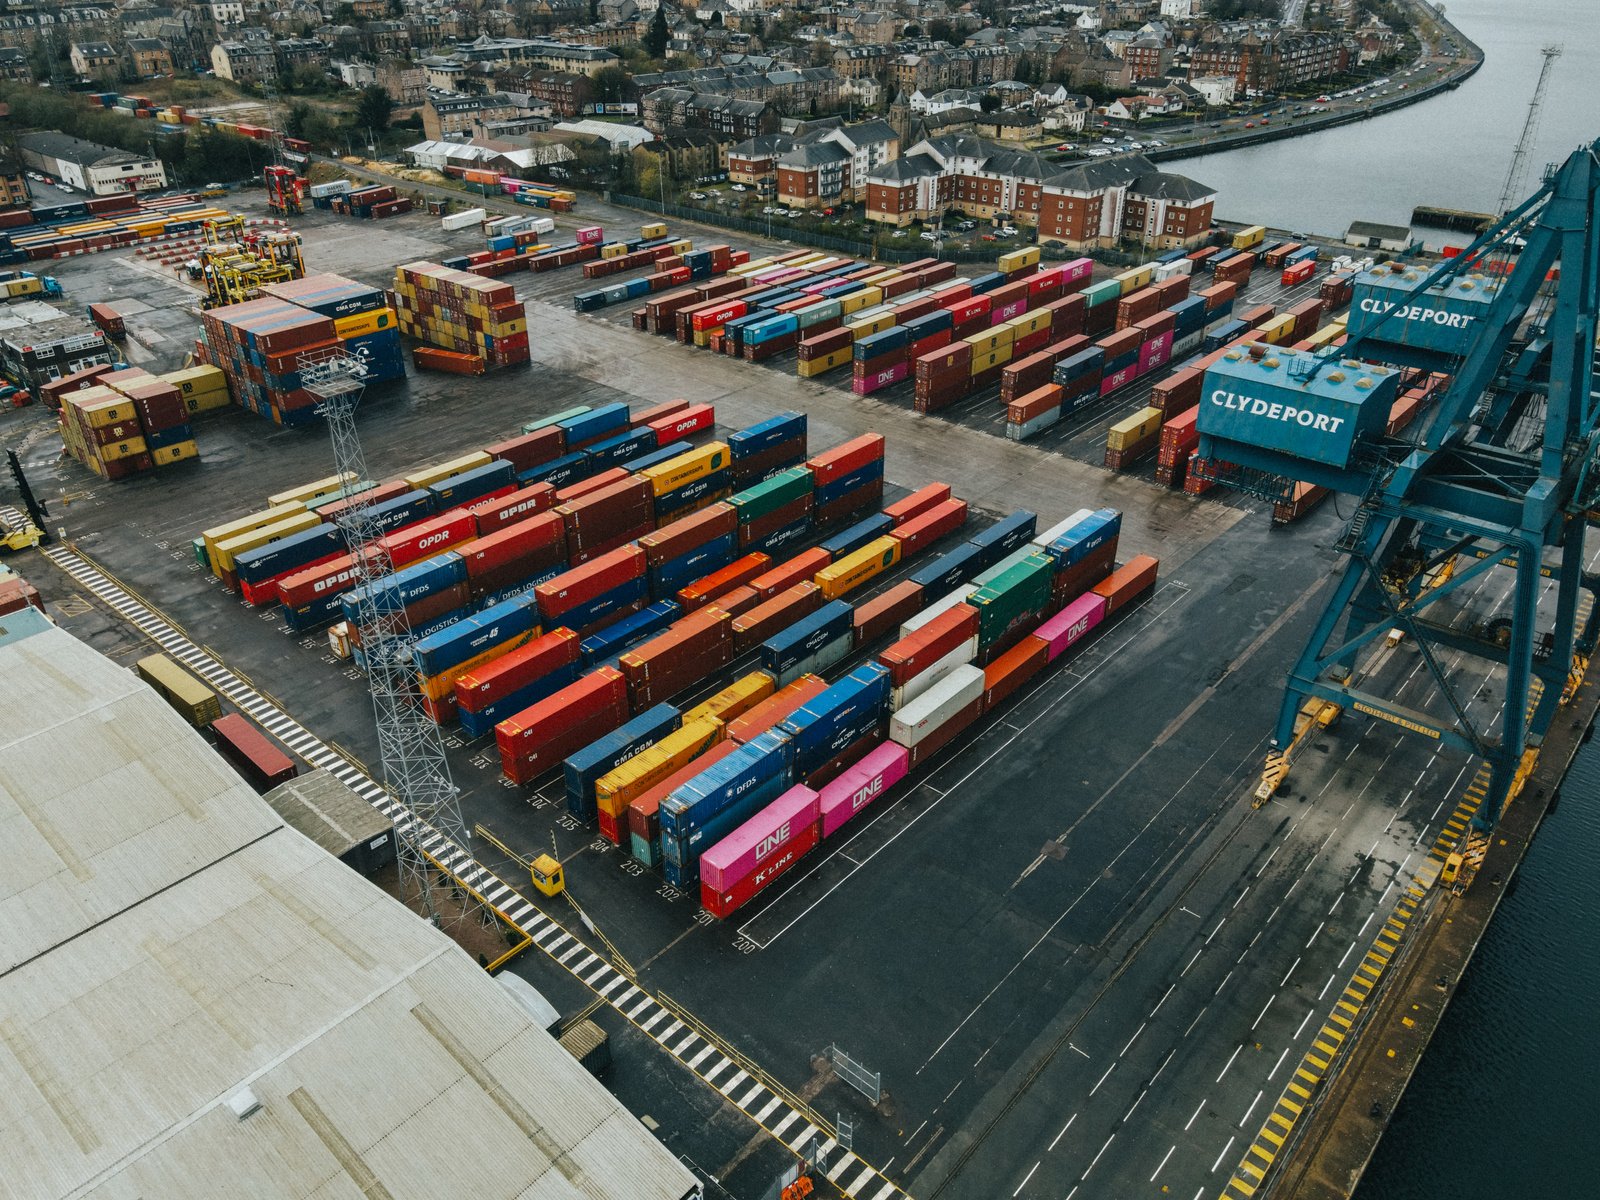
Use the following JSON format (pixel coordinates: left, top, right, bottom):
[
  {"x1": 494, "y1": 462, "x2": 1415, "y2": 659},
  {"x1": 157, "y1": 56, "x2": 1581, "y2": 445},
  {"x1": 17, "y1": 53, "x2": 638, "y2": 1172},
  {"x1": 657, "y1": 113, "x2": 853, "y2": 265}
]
[
  {"x1": 18, "y1": 131, "x2": 168, "y2": 197},
  {"x1": 450, "y1": 36, "x2": 619, "y2": 78},
  {"x1": 833, "y1": 44, "x2": 892, "y2": 80},
  {"x1": 1188, "y1": 74, "x2": 1236, "y2": 106},
  {"x1": 632, "y1": 131, "x2": 723, "y2": 185},
  {"x1": 777, "y1": 141, "x2": 849, "y2": 209},
  {"x1": 210, "y1": 39, "x2": 275, "y2": 84},
  {"x1": 378, "y1": 58, "x2": 426, "y2": 105},
  {"x1": 422, "y1": 56, "x2": 466, "y2": 93},
  {"x1": 727, "y1": 133, "x2": 797, "y2": 184},
  {"x1": 362, "y1": 20, "x2": 411, "y2": 57},
  {"x1": 1122, "y1": 35, "x2": 1173, "y2": 82},
  {"x1": 1188, "y1": 29, "x2": 1350, "y2": 93},
  {"x1": 516, "y1": 71, "x2": 593, "y2": 119},
  {"x1": 1159, "y1": 0, "x2": 1196, "y2": 16},
  {"x1": 974, "y1": 109, "x2": 1044, "y2": 143},
  {"x1": 274, "y1": 37, "x2": 328, "y2": 75},
  {"x1": 0, "y1": 151, "x2": 28, "y2": 210},
  {"x1": 127, "y1": 37, "x2": 174, "y2": 78},
  {"x1": 1037, "y1": 155, "x2": 1214, "y2": 249},
  {"x1": 209, "y1": 1, "x2": 245, "y2": 23},
  {"x1": 68, "y1": 40, "x2": 118, "y2": 78},
  {"x1": 0, "y1": 45, "x2": 30, "y2": 81},
  {"x1": 423, "y1": 92, "x2": 523, "y2": 141},
  {"x1": 640, "y1": 88, "x2": 777, "y2": 140}
]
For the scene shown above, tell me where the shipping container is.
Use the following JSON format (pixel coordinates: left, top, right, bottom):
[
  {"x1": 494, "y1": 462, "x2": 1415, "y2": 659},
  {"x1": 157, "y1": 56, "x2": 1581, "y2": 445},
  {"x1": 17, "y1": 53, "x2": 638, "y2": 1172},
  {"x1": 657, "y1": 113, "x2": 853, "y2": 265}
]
[
  {"x1": 1091, "y1": 555, "x2": 1160, "y2": 615},
  {"x1": 497, "y1": 666, "x2": 629, "y2": 784},
  {"x1": 564, "y1": 703, "x2": 682, "y2": 820},
  {"x1": 136, "y1": 654, "x2": 222, "y2": 726},
  {"x1": 209, "y1": 713, "x2": 298, "y2": 791},
  {"x1": 817, "y1": 740, "x2": 910, "y2": 837}
]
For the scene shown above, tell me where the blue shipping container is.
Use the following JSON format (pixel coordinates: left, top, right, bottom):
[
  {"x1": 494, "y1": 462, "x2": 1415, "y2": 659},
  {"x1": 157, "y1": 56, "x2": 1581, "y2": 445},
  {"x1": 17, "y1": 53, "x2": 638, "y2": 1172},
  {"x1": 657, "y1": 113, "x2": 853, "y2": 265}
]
[
  {"x1": 904, "y1": 309, "x2": 954, "y2": 337},
  {"x1": 365, "y1": 488, "x2": 437, "y2": 536},
  {"x1": 730, "y1": 411, "x2": 806, "y2": 458},
  {"x1": 746, "y1": 517, "x2": 813, "y2": 558},
  {"x1": 564, "y1": 702, "x2": 682, "y2": 819},
  {"x1": 1046, "y1": 508, "x2": 1122, "y2": 569},
  {"x1": 762, "y1": 600, "x2": 853, "y2": 674},
  {"x1": 234, "y1": 524, "x2": 343, "y2": 587},
  {"x1": 626, "y1": 439, "x2": 694, "y2": 475},
  {"x1": 661, "y1": 774, "x2": 788, "y2": 888},
  {"x1": 659, "y1": 729, "x2": 792, "y2": 841},
  {"x1": 908, "y1": 541, "x2": 985, "y2": 594},
  {"x1": 561, "y1": 577, "x2": 648, "y2": 634},
  {"x1": 649, "y1": 533, "x2": 738, "y2": 599},
  {"x1": 854, "y1": 326, "x2": 910, "y2": 360},
  {"x1": 967, "y1": 271, "x2": 1006, "y2": 295},
  {"x1": 1203, "y1": 319, "x2": 1249, "y2": 352},
  {"x1": 653, "y1": 470, "x2": 729, "y2": 520},
  {"x1": 520, "y1": 450, "x2": 593, "y2": 490},
  {"x1": 583, "y1": 426, "x2": 657, "y2": 469},
  {"x1": 413, "y1": 592, "x2": 539, "y2": 679},
  {"x1": 427, "y1": 459, "x2": 516, "y2": 509},
  {"x1": 814, "y1": 459, "x2": 885, "y2": 507},
  {"x1": 457, "y1": 662, "x2": 583, "y2": 739},
  {"x1": 967, "y1": 511, "x2": 1038, "y2": 569},
  {"x1": 344, "y1": 553, "x2": 466, "y2": 624},
  {"x1": 821, "y1": 513, "x2": 895, "y2": 559},
  {"x1": 777, "y1": 663, "x2": 891, "y2": 777},
  {"x1": 559, "y1": 402, "x2": 630, "y2": 446}
]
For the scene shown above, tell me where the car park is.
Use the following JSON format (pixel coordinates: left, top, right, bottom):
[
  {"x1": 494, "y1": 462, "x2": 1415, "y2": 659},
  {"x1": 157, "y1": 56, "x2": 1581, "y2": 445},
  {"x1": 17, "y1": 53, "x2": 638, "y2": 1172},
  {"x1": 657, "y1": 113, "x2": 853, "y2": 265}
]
[
  {"x1": 1088, "y1": 147, "x2": 1112, "y2": 156},
  {"x1": 730, "y1": 183, "x2": 747, "y2": 192},
  {"x1": 1101, "y1": 136, "x2": 1117, "y2": 144}
]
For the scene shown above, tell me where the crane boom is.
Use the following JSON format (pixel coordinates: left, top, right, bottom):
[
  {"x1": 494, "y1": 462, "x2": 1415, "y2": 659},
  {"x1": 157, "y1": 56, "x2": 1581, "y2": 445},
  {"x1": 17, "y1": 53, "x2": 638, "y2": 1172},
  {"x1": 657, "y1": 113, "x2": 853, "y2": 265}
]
[{"x1": 1496, "y1": 45, "x2": 1562, "y2": 215}]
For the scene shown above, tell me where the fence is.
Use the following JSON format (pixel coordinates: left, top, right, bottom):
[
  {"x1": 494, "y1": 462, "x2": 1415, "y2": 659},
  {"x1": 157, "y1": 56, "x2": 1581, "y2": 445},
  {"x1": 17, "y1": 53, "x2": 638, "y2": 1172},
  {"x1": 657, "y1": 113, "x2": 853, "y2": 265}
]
[{"x1": 605, "y1": 192, "x2": 1008, "y2": 265}]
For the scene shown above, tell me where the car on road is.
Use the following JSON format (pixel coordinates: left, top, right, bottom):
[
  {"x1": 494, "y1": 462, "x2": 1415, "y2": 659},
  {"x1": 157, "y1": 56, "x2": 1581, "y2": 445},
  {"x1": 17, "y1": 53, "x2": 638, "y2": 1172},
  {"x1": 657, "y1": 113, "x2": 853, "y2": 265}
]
[
  {"x1": 892, "y1": 228, "x2": 908, "y2": 237},
  {"x1": 980, "y1": 233, "x2": 996, "y2": 241},
  {"x1": 1056, "y1": 143, "x2": 1078, "y2": 152},
  {"x1": 1317, "y1": 95, "x2": 1332, "y2": 103},
  {"x1": 1244, "y1": 121, "x2": 1256, "y2": 128},
  {"x1": 1146, "y1": 139, "x2": 1164, "y2": 147},
  {"x1": 1127, "y1": 141, "x2": 1144, "y2": 150},
  {"x1": 204, "y1": 182, "x2": 227, "y2": 191}
]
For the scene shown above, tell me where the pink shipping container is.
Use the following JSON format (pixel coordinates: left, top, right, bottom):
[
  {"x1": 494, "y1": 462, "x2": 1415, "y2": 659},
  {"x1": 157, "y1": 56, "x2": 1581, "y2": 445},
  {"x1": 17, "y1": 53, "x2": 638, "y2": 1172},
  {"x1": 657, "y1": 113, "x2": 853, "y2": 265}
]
[
  {"x1": 576, "y1": 226, "x2": 604, "y2": 245},
  {"x1": 1033, "y1": 591, "x2": 1108, "y2": 661},
  {"x1": 1059, "y1": 258, "x2": 1094, "y2": 288},
  {"x1": 1100, "y1": 362, "x2": 1139, "y2": 395},
  {"x1": 852, "y1": 360, "x2": 910, "y2": 395},
  {"x1": 819, "y1": 741, "x2": 910, "y2": 837},
  {"x1": 990, "y1": 299, "x2": 1028, "y2": 324},
  {"x1": 701, "y1": 818, "x2": 819, "y2": 918},
  {"x1": 1136, "y1": 329, "x2": 1175, "y2": 374},
  {"x1": 699, "y1": 783, "x2": 820, "y2": 893}
]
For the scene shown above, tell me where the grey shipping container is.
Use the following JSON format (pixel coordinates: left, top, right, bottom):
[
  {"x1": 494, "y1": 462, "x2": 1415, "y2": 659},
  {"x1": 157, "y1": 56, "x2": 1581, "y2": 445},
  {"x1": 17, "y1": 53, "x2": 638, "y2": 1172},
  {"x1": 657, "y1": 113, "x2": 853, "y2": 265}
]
[{"x1": 263, "y1": 768, "x2": 397, "y2": 876}]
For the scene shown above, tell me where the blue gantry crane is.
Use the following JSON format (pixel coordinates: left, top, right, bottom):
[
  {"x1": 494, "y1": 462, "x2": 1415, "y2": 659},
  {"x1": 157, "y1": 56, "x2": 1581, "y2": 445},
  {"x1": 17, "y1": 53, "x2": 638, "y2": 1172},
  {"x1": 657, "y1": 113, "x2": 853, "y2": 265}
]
[{"x1": 1194, "y1": 137, "x2": 1600, "y2": 830}]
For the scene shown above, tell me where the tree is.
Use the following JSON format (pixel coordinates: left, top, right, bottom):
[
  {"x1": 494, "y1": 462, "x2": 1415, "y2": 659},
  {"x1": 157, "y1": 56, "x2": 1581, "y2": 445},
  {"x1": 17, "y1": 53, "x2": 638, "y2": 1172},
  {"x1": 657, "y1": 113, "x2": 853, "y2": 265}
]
[
  {"x1": 644, "y1": 6, "x2": 669, "y2": 59},
  {"x1": 708, "y1": 11, "x2": 722, "y2": 27},
  {"x1": 928, "y1": 19, "x2": 956, "y2": 45},
  {"x1": 354, "y1": 85, "x2": 393, "y2": 133},
  {"x1": 592, "y1": 65, "x2": 629, "y2": 103},
  {"x1": 286, "y1": 101, "x2": 313, "y2": 140},
  {"x1": 979, "y1": 93, "x2": 1002, "y2": 113}
]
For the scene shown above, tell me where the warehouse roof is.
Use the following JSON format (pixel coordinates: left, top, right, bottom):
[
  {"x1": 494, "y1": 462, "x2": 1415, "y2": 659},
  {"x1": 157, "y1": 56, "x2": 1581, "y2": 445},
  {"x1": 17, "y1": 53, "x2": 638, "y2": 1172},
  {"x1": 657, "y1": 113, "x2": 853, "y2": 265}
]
[
  {"x1": 18, "y1": 131, "x2": 153, "y2": 170},
  {"x1": 0, "y1": 626, "x2": 699, "y2": 1200}
]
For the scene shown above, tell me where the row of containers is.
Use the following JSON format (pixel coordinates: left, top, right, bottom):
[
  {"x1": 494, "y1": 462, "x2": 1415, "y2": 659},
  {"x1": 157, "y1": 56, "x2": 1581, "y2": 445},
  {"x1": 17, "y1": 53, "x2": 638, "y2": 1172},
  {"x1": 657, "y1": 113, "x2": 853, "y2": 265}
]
[
  {"x1": 432, "y1": 221, "x2": 707, "y2": 284},
  {"x1": 55, "y1": 364, "x2": 216, "y2": 478},
  {"x1": 0, "y1": 193, "x2": 240, "y2": 264},
  {"x1": 318, "y1": 183, "x2": 414, "y2": 220},
  {"x1": 196, "y1": 272, "x2": 407, "y2": 425},
  {"x1": 439, "y1": 167, "x2": 578, "y2": 212}
]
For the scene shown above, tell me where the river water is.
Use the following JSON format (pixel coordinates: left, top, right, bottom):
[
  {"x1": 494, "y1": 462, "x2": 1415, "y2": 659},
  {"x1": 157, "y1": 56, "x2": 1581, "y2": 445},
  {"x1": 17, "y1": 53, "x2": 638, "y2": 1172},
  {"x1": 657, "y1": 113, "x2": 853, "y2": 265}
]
[
  {"x1": 1175, "y1": 0, "x2": 1600, "y2": 239},
  {"x1": 1179, "y1": 1, "x2": 1600, "y2": 1194}
]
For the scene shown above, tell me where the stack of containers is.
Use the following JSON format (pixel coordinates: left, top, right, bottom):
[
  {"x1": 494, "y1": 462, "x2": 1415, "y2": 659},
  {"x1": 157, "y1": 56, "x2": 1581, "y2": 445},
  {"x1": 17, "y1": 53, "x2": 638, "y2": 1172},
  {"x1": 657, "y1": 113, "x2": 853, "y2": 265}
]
[
  {"x1": 637, "y1": 441, "x2": 730, "y2": 522},
  {"x1": 728, "y1": 466, "x2": 814, "y2": 557},
  {"x1": 496, "y1": 667, "x2": 630, "y2": 784},
  {"x1": 640, "y1": 503, "x2": 739, "y2": 601},
  {"x1": 761, "y1": 600, "x2": 853, "y2": 686},
  {"x1": 728, "y1": 411, "x2": 807, "y2": 485},
  {"x1": 558, "y1": 471, "x2": 654, "y2": 563},
  {"x1": 162, "y1": 365, "x2": 232, "y2": 417},
  {"x1": 260, "y1": 273, "x2": 405, "y2": 385},
  {"x1": 392, "y1": 262, "x2": 529, "y2": 370},
  {"x1": 806, "y1": 433, "x2": 884, "y2": 526},
  {"x1": 456, "y1": 628, "x2": 583, "y2": 737},
  {"x1": 58, "y1": 371, "x2": 198, "y2": 478},
  {"x1": 200, "y1": 297, "x2": 341, "y2": 426},
  {"x1": 776, "y1": 662, "x2": 891, "y2": 788},
  {"x1": 592, "y1": 715, "x2": 724, "y2": 844},
  {"x1": 563, "y1": 703, "x2": 683, "y2": 820},
  {"x1": 411, "y1": 591, "x2": 543, "y2": 723},
  {"x1": 533, "y1": 544, "x2": 648, "y2": 638},
  {"x1": 618, "y1": 607, "x2": 734, "y2": 710},
  {"x1": 659, "y1": 730, "x2": 793, "y2": 889}
]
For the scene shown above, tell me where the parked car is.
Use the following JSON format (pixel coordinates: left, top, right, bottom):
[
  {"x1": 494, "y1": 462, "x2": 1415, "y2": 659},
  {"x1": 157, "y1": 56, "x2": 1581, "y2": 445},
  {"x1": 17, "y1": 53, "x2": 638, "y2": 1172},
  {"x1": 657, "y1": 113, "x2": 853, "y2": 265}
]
[
  {"x1": 1146, "y1": 139, "x2": 1164, "y2": 147},
  {"x1": 1101, "y1": 136, "x2": 1117, "y2": 144},
  {"x1": 892, "y1": 229, "x2": 908, "y2": 237},
  {"x1": 730, "y1": 183, "x2": 748, "y2": 192},
  {"x1": 1088, "y1": 147, "x2": 1112, "y2": 157},
  {"x1": 1127, "y1": 141, "x2": 1144, "y2": 150},
  {"x1": 920, "y1": 231, "x2": 939, "y2": 242},
  {"x1": 689, "y1": 191, "x2": 707, "y2": 200}
]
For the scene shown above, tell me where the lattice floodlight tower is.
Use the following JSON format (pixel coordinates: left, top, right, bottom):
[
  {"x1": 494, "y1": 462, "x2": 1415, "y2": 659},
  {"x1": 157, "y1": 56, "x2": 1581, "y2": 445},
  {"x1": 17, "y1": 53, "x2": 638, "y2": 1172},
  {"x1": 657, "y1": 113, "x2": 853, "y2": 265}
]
[
  {"x1": 1194, "y1": 137, "x2": 1600, "y2": 831},
  {"x1": 300, "y1": 347, "x2": 476, "y2": 924}
]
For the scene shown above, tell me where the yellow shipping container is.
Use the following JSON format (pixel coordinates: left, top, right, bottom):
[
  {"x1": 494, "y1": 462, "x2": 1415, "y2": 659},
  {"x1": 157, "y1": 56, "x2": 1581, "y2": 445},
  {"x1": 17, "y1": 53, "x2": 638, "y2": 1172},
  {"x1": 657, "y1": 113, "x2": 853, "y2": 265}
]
[
  {"x1": 75, "y1": 394, "x2": 139, "y2": 428},
  {"x1": 601, "y1": 242, "x2": 630, "y2": 259},
  {"x1": 998, "y1": 246, "x2": 1041, "y2": 273},
  {"x1": 684, "y1": 671, "x2": 777, "y2": 727},
  {"x1": 1302, "y1": 324, "x2": 1344, "y2": 348},
  {"x1": 595, "y1": 718, "x2": 725, "y2": 817},
  {"x1": 668, "y1": 238, "x2": 694, "y2": 255},
  {"x1": 1006, "y1": 309, "x2": 1052, "y2": 338},
  {"x1": 98, "y1": 436, "x2": 149, "y2": 463},
  {"x1": 202, "y1": 502, "x2": 309, "y2": 576},
  {"x1": 184, "y1": 389, "x2": 233, "y2": 415},
  {"x1": 639, "y1": 441, "x2": 730, "y2": 496},
  {"x1": 1257, "y1": 314, "x2": 1297, "y2": 345},
  {"x1": 1232, "y1": 225, "x2": 1267, "y2": 251},
  {"x1": 846, "y1": 311, "x2": 895, "y2": 339},
  {"x1": 785, "y1": 252, "x2": 823, "y2": 269},
  {"x1": 333, "y1": 308, "x2": 398, "y2": 339},
  {"x1": 1107, "y1": 407, "x2": 1164, "y2": 453},
  {"x1": 814, "y1": 536, "x2": 901, "y2": 601},
  {"x1": 969, "y1": 344, "x2": 1014, "y2": 375},
  {"x1": 862, "y1": 269, "x2": 901, "y2": 287},
  {"x1": 797, "y1": 347, "x2": 853, "y2": 376},
  {"x1": 964, "y1": 325, "x2": 1014, "y2": 355},
  {"x1": 1114, "y1": 265, "x2": 1154, "y2": 295},
  {"x1": 214, "y1": 510, "x2": 322, "y2": 575},
  {"x1": 838, "y1": 287, "x2": 883, "y2": 316},
  {"x1": 161, "y1": 365, "x2": 228, "y2": 397},
  {"x1": 152, "y1": 441, "x2": 199, "y2": 468},
  {"x1": 640, "y1": 221, "x2": 668, "y2": 238},
  {"x1": 404, "y1": 451, "x2": 493, "y2": 491},
  {"x1": 269, "y1": 472, "x2": 357, "y2": 509}
]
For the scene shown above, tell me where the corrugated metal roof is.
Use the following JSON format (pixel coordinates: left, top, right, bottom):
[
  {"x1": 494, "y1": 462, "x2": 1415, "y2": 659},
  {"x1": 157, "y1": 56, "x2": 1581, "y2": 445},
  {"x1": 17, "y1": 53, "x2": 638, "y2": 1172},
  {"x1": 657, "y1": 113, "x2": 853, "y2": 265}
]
[{"x1": 0, "y1": 627, "x2": 699, "y2": 1200}]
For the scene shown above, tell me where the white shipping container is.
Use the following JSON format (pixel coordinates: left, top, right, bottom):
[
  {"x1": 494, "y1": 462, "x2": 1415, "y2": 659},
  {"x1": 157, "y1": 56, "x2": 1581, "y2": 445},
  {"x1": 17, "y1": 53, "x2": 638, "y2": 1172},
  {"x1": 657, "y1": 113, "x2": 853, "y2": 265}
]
[
  {"x1": 891, "y1": 665, "x2": 985, "y2": 747},
  {"x1": 1156, "y1": 259, "x2": 1194, "y2": 281},
  {"x1": 1031, "y1": 508, "x2": 1094, "y2": 552},
  {"x1": 890, "y1": 636, "x2": 978, "y2": 712},
  {"x1": 776, "y1": 631, "x2": 852, "y2": 688},
  {"x1": 440, "y1": 207, "x2": 487, "y2": 231},
  {"x1": 308, "y1": 180, "x2": 352, "y2": 199},
  {"x1": 900, "y1": 586, "x2": 978, "y2": 638}
]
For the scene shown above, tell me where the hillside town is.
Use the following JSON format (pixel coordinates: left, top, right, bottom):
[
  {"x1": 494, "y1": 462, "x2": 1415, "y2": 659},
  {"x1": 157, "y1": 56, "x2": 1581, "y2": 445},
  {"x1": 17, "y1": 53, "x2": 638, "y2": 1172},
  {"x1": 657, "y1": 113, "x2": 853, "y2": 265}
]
[{"x1": 2, "y1": 0, "x2": 1417, "y2": 251}]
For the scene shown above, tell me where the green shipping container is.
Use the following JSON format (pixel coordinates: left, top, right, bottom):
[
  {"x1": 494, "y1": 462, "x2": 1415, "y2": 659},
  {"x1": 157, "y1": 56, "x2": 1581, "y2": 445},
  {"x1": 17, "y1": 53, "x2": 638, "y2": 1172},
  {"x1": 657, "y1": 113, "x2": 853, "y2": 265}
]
[
  {"x1": 729, "y1": 466, "x2": 813, "y2": 524},
  {"x1": 970, "y1": 552, "x2": 1053, "y2": 645},
  {"x1": 191, "y1": 537, "x2": 208, "y2": 568},
  {"x1": 306, "y1": 481, "x2": 377, "y2": 512},
  {"x1": 522, "y1": 405, "x2": 591, "y2": 435},
  {"x1": 1082, "y1": 280, "x2": 1123, "y2": 308},
  {"x1": 974, "y1": 545, "x2": 1037, "y2": 587}
]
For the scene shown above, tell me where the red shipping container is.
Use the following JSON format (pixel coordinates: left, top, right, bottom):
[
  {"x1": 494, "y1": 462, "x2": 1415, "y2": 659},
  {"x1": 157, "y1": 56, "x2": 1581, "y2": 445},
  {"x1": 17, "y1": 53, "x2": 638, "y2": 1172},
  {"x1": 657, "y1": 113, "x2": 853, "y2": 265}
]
[
  {"x1": 678, "y1": 552, "x2": 771, "y2": 611},
  {"x1": 905, "y1": 695, "x2": 985, "y2": 770},
  {"x1": 983, "y1": 636, "x2": 1049, "y2": 711},
  {"x1": 737, "y1": 494, "x2": 813, "y2": 548},
  {"x1": 816, "y1": 480, "x2": 883, "y2": 526},
  {"x1": 930, "y1": 282, "x2": 973, "y2": 306},
  {"x1": 318, "y1": 479, "x2": 409, "y2": 524},
  {"x1": 277, "y1": 553, "x2": 356, "y2": 609},
  {"x1": 1134, "y1": 310, "x2": 1176, "y2": 340},
  {"x1": 535, "y1": 545, "x2": 645, "y2": 620},
  {"x1": 1045, "y1": 294, "x2": 1087, "y2": 337},
  {"x1": 1199, "y1": 281, "x2": 1239, "y2": 310},
  {"x1": 496, "y1": 667, "x2": 629, "y2": 784},
  {"x1": 1098, "y1": 327, "x2": 1143, "y2": 360},
  {"x1": 640, "y1": 502, "x2": 738, "y2": 567},
  {"x1": 888, "y1": 497, "x2": 969, "y2": 559},
  {"x1": 882, "y1": 482, "x2": 951, "y2": 524},
  {"x1": 1091, "y1": 555, "x2": 1159, "y2": 615},
  {"x1": 1007, "y1": 384, "x2": 1064, "y2": 425},
  {"x1": 1013, "y1": 328, "x2": 1052, "y2": 358},
  {"x1": 731, "y1": 581, "x2": 823, "y2": 652},
  {"x1": 560, "y1": 477, "x2": 653, "y2": 536},
  {"x1": 1158, "y1": 409, "x2": 1201, "y2": 468},
  {"x1": 623, "y1": 741, "x2": 740, "y2": 845},
  {"x1": 749, "y1": 547, "x2": 832, "y2": 600},
  {"x1": 377, "y1": 510, "x2": 476, "y2": 569},
  {"x1": 945, "y1": 295, "x2": 991, "y2": 325},
  {"x1": 798, "y1": 327, "x2": 853, "y2": 360},
  {"x1": 570, "y1": 522, "x2": 652, "y2": 564},
  {"x1": 619, "y1": 608, "x2": 733, "y2": 707},
  {"x1": 916, "y1": 342, "x2": 972, "y2": 380},
  {"x1": 633, "y1": 398, "x2": 689, "y2": 428},
  {"x1": 470, "y1": 483, "x2": 557, "y2": 534},
  {"x1": 852, "y1": 579, "x2": 924, "y2": 647},
  {"x1": 457, "y1": 628, "x2": 582, "y2": 710},
  {"x1": 649, "y1": 403, "x2": 715, "y2": 441},
  {"x1": 725, "y1": 674, "x2": 829, "y2": 744},
  {"x1": 878, "y1": 604, "x2": 980, "y2": 687},
  {"x1": 460, "y1": 511, "x2": 566, "y2": 580},
  {"x1": 701, "y1": 817, "x2": 819, "y2": 918},
  {"x1": 807, "y1": 433, "x2": 885, "y2": 488},
  {"x1": 692, "y1": 300, "x2": 747, "y2": 332},
  {"x1": 555, "y1": 467, "x2": 633, "y2": 505},
  {"x1": 1151, "y1": 368, "x2": 1203, "y2": 420},
  {"x1": 709, "y1": 585, "x2": 760, "y2": 620}
]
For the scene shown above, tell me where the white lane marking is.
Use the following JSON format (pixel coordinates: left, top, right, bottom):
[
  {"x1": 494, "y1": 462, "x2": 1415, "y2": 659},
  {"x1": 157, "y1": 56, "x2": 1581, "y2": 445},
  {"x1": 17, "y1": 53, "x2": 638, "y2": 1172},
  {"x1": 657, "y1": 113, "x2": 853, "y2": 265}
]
[
  {"x1": 1211, "y1": 1135, "x2": 1236, "y2": 1174},
  {"x1": 1150, "y1": 1144, "x2": 1176, "y2": 1183},
  {"x1": 1084, "y1": 1134, "x2": 1115, "y2": 1180},
  {"x1": 1049, "y1": 1113, "x2": 1077, "y2": 1152},
  {"x1": 1184, "y1": 1096, "x2": 1206, "y2": 1131},
  {"x1": 1240, "y1": 1089, "x2": 1264, "y2": 1126},
  {"x1": 1012, "y1": 1161, "x2": 1039, "y2": 1197},
  {"x1": 1215, "y1": 1044, "x2": 1242, "y2": 1083},
  {"x1": 1090, "y1": 1062, "x2": 1116, "y2": 1096},
  {"x1": 1269, "y1": 1045, "x2": 1291, "y2": 1080}
]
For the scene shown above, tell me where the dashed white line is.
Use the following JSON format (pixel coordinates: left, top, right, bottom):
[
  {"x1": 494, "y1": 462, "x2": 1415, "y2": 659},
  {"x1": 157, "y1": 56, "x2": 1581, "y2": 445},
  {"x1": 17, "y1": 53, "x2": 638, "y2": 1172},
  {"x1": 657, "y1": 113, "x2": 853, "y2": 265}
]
[
  {"x1": 1048, "y1": 1113, "x2": 1077, "y2": 1152},
  {"x1": 1295, "y1": 1007, "x2": 1317, "y2": 1040},
  {"x1": 1184, "y1": 1096, "x2": 1207, "y2": 1131},
  {"x1": 1150, "y1": 1144, "x2": 1176, "y2": 1183},
  {"x1": 1090, "y1": 1063, "x2": 1116, "y2": 1096},
  {"x1": 1083, "y1": 1134, "x2": 1115, "y2": 1179},
  {"x1": 1012, "y1": 1161, "x2": 1039, "y2": 1196},
  {"x1": 1280, "y1": 956, "x2": 1301, "y2": 986},
  {"x1": 1215, "y1": 1044, "x2": 1242, "y2": 1083},
  {"x1": 1251, "y1": 995, "x2": 1275, "y2": 1030},
  {"x1": 1210, "y1": 1135, "x2": 1235, "y2": 1174},
  {"x1": 1240, "y1": 1089, "x2": 1264, "y2": 1126},
  {"x1": 1269, "y1": 1045, "x2": 1291, "y2": 1080}
]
